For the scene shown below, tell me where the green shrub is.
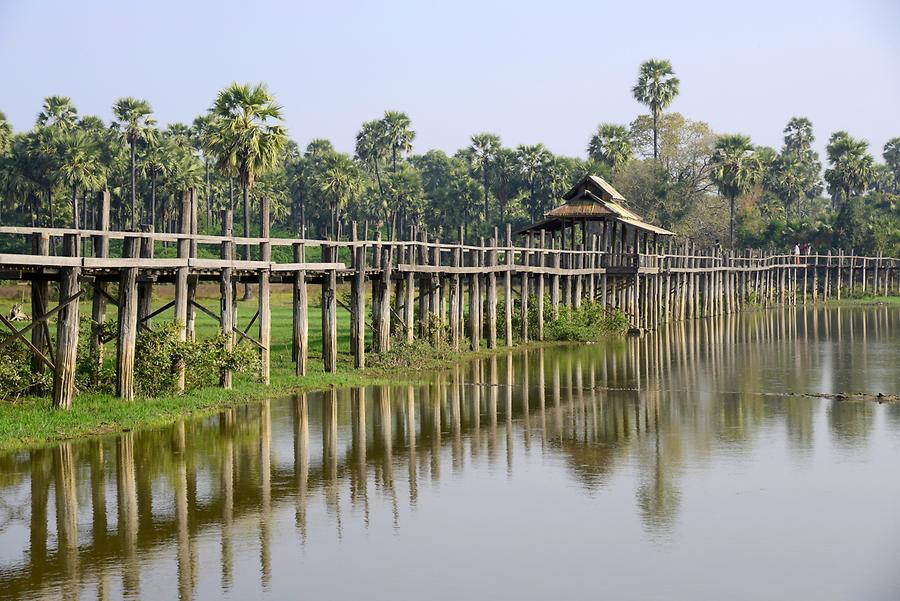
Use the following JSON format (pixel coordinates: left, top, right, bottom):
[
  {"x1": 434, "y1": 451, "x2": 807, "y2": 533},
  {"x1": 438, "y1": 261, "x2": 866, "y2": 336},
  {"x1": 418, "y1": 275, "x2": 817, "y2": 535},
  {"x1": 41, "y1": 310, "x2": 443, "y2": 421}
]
[
  {"x1": 0, "y1": 344, "x2": 51, "y2": 400},
  {"x1": 498, "y1": 295, "x2": 628, "y2": 342},
  {"x1": 368, "y1": 337, "x2": 455, "y2": 371}
]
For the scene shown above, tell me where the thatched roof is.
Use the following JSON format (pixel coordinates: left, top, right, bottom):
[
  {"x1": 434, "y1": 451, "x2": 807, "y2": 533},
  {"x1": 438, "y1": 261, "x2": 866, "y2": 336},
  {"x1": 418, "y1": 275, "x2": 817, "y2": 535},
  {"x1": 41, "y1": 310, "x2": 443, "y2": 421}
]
[{"x1": 516, "y1": 174, "x2": 675, "y2": 237}]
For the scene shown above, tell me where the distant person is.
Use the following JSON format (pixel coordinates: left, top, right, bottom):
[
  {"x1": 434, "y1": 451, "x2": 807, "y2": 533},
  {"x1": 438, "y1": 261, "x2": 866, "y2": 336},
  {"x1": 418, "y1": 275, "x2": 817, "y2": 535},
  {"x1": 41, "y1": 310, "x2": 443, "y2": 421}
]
[{"x1": 793, "y1": 243, "x2": 801, "y2": 264}]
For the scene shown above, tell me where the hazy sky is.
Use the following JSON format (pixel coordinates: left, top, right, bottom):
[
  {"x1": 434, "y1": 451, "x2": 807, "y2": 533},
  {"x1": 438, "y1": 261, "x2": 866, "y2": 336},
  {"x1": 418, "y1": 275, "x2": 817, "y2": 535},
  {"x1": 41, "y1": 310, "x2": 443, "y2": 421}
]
[{"x1": 2, "y1": 0, "x2": 898, "y2": 161}]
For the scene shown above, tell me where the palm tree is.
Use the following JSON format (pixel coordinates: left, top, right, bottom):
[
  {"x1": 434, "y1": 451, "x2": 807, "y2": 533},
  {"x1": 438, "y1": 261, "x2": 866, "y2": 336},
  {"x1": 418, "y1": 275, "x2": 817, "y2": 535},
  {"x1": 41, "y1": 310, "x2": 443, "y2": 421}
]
[
  {"x1": 36, "y1": 96, "x2": 78, "y2": 132},
  {"x1": 587, "y1": 124, "x2": 632, "y2": 171},
  {"x1": 516, "y1": 144, "x2": 552, "y2": 222},
  {"x1": 140, "y1": 137, "x2": 171, "y2": 230},
  {"x1": 206, "y1": 83, "x2": 287, "y2": 299},
  {"x1": 355, "y1": 119, "x2": 388, "y2": 198},
  {"x1": 0, "y1": 111, "x2": 12, "y2": 155},
  {"x1": 491, "y1": 148, "x2": 519, "y2": 224},
  {"x1": 883, "y1": 137, "x2": 900, "y2": 186},
  {"x1": 824, "y1": 132, "x2": 874, "y2": 210},
  {"x1": 467, "y1": 133, "x2": 501, "y2": 223},
  {"x1": 319, "y1": 152, "x2": 362, "y2": 236},
  {"x1": 381, "y1": 111, "x2": 414, "y2": 173},
  {"x1": 112, "y1": 98, "x2": 156, "y2": 228},
  {"x1": 56, "y1": 130, "x2": 105, "y2": 228},
  {"x1": 710, "y1": 134, "x2": 762, "y2": 247},
  {"x1": 769, "y1": 151, "x2": 806, "y2": 218},
  {"x1": 783, "y1": 117, "x2": 814, "y2": 154},
  {"x1": 632, "y1": 59, "x2": 680, "y2": 160}
]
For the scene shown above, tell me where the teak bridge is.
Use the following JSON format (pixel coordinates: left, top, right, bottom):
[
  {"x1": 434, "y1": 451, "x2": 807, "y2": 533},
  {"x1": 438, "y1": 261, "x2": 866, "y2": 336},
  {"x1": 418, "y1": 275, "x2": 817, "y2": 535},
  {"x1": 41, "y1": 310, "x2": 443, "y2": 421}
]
[{"x1": 1, "y1": 190, "x2": 897, "y2": 410}]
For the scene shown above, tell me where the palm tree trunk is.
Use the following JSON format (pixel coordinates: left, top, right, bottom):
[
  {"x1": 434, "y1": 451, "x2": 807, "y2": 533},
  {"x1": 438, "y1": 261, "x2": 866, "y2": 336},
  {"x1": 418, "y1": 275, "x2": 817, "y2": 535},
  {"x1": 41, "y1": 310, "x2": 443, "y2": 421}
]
[
  {"x1": 242, "y1": 178, "x2": 252, "y2": 301},
  {"x1": 652, "y1": 110, "x2": 659, "y2": 160},
  {"x1": 483, "y1": 167, "x2": 490, "y2": 222},
  {"x1": 130, "y1": 139, "x2": 137, "y2": 229},
  {"x1": 150, "y1": 173, "x2": 157, "y2": 232},
  {"x1": 71, "y1": 185, "x2": 79, "y2": 229}
]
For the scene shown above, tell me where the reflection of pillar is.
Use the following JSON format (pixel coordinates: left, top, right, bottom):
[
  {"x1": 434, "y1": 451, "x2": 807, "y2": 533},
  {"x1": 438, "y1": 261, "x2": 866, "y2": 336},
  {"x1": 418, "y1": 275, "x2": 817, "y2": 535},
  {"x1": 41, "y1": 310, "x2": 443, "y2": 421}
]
[
  {"x1": 293, "y1": 396, "x2": 309, "y2": 539},
  {"x1": 519, "y1": 352, "x2": 529, "y2": 453},
  {"x1": 430, "y1": 381, "x2": 441, "y2": 482},
  {"x1": 488, "y1": 357, "x2": 498, "y2": 462},
  {"x1": 377, "y1": 386, "x2": 398, "y2": 529},
  {"x1": 351, "y1": 388, "x2": 369, "y2": 519},
  {"x1": 117, "y1": 432, "x2": 140, "y2": 597},
  {"x1": 537, "y1": 349, "x2": 547, "y2": 448},
  {"x1": 506, "y1": 354, "x2": 516, "y2": 473},
  {"x1": 90, "y1": 442, "x2": 109, "y2": 600},
  {"x1": 552, "y1": 359, "x2": 562, "y2": 440},
  {"x1": 406, "y1": 386, "x2": 417, "y2": 505},
  {"x1": 259, "y1": 400, "x2": 272, "y2": 588},
  {"x1": 173, "y1": 422, "x2": 193, "y2": 601},
  {"x1": 471, "y1": 360, "x2": 482, "y2": 457},
  {"x1": 220, "y1": 409, "x2": 234, "y2": 590},
  {"x1": 54, "y1": 442, "x2": 79, "y2": 600},
  {"x1": 451, "y1": 366, "x2": 463, "y2": 471},
  {"x1": 29, "y1": 449, "x2": 51, "y2": 576}
]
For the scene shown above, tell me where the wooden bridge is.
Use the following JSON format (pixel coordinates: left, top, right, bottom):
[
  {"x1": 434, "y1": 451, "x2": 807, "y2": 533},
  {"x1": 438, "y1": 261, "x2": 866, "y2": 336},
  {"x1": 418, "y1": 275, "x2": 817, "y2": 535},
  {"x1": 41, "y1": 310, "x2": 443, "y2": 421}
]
[{"x1": 1, "y1": 190, "x2": 897, "y2": 410}]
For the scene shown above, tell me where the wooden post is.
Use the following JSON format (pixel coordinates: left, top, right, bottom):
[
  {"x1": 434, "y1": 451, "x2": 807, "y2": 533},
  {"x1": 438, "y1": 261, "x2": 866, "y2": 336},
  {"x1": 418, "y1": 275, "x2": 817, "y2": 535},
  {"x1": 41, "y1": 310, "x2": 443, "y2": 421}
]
[
  {"x1": 520, "y1": 236, "x2": 529, "y2": 344},
  {"x1": 259, "y1": 194, "x2": 271, "y2": 384},
  {"x1": 30, "y1": 232, "x2": 50, "y2": 382},
  {"x1": 487, "y1": 236, "x2": 498, "y2": 349},
  {"x1": 449, "y1": 236, "x2": 461, "y2": 351},
  {"x1": 551, "y1": 240, "x2": 560, "y2": 318},
  {"x1": 221, "y1": 210, "x2": 235, "y2": 387},
  {"x1": 292, "y1": 241, "x2": 308, "y2": 377},
  {"x1": 468, "y1": 238, "x2": 479, "y2": 352},
  {"x1": 418, "y1": 231, "x2": 429, "y2": 338},
  {"x1": 322, "y1": 243, "x2": 337, "y2": 372},
  {"x1": 53, "y1": 233, "x2": 80, "y2": 409},
  {"x1": 350, "y1": 223, "x2": 365, "y2": 367},
  {"x1": 89, "y1": 191, "x2": 110, "y2": 381},
  {"x1": 504, "y1": 224, "x2": 513, "y2": 347},
  {"x1": 137, "y1": 226, "x2": 153, "y2": 330},
  {"x1": 174, "y1": 191, "x2": 191, "y2": 392},
  {"x1": 430, "y1": 239, "x2": 441, "y2": 344},
  {"x1": 405, "y1": 227, "x2": 416, "y2": 343},
  {"x1": 377, "y1": 238, "x2": 392, "y2": 352},
  {"x1": 116, "y1": 236, "x2": 139, "y2": 400},
  {"x1": 186, "y1": 189, "x2": 199, "y2": 342},
  {"x1": 537, "y1": 230, "x2": 546, "y2": 341}
]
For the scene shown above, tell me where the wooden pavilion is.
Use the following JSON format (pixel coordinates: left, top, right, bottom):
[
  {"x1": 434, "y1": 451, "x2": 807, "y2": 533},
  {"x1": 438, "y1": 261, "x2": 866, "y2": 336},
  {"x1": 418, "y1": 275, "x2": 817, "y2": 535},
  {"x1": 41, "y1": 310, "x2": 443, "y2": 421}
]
[{"x1": 515, "y1": 175, "x2": 675, "y2": 263}]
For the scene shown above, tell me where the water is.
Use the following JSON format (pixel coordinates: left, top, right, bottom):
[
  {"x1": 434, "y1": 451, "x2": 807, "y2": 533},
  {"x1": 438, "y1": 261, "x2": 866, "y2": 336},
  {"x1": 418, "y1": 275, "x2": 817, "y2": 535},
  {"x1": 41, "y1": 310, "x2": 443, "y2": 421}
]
[{"x1": 1, "y1": 305, "x2": 899, "y2": 601}]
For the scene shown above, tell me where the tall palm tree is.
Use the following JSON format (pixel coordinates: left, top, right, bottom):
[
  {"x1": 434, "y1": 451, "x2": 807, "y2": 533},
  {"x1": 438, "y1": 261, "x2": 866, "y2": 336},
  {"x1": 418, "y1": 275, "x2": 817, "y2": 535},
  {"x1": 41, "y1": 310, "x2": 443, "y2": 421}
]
[
  {"x1": 140, "y1": 137, "x2": 171, "y2": 230},
  {"x1": 467, "y1": 133, "x2": 501, "y2": 223},
  {"x1": 319, "y1": 152, "x2": 362, "y2": 236},
  {"x1": 112, "y1": 98, "x2": 156, "y2": 228},
  {"x1": 516, "y1": 144, "x2": 552, "y2": 222},
  {"x1": 824, "y1": 132, "x2": 874, "y2": 210},
  {"x1": 587, "y1": 123, "x2": 632, "y2": 171},
  {"x1": 206, "y1": 83, "x2": 287, "y2": 299},
  {"x1": 381, "y1": 111, "x2": 414, "y2": 173},
  {"x1": 883, "y1": 137, "x2": 900, "y2": 186},
  {"x1": 710, "y1": 134, "x2": 762, "y2": 247},
  {"x1": 783, "y1": 117, "x2": 814, "y2": 154},
  {"x1": 56, "y1": 130, "x2": 105, "y2": 228},
  {"x1": 0, "y1": 111, "x2": 12, "y2": 155},
  {"x1": 491, "y1": 148, "x2": 519, "y2": 225},
  {"x1": 632, "y1": 59, "x2": 680, "y2": 160},
  {"x1": 36, "y1": 96, "x2": 78, "y2": 132},
  {"x1": 355, "y1": 119, "x2": 388, "y2": 198}
]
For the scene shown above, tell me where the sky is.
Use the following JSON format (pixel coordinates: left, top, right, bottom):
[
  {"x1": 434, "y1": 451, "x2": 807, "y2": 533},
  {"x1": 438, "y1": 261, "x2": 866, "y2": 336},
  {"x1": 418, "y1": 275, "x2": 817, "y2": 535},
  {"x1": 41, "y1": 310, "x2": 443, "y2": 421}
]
[{"x1": 2, "y1": 0, "x2": 899, "y2": 162}]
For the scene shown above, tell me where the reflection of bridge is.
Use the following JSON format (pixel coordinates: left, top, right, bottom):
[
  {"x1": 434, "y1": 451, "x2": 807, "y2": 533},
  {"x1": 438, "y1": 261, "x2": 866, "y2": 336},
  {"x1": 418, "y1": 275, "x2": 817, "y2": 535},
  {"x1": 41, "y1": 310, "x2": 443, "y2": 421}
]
[
  {"x1": 3, "y1": 188, "x2": 896, "y2": 409},
  {"x1": 0, "y1": 306, "x2": 896, "y2": 599}
]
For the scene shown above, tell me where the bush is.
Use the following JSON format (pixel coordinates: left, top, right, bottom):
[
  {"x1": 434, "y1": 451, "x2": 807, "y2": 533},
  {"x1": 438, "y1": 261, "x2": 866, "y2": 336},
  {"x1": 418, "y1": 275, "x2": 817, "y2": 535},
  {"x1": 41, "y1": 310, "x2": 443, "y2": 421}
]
[
  {"x1": 498, "y1": 295, "x2": 628, "y2": 342},
  {"x1": 0, "y1": 344, "x2": 51, "y2": 400},
  {"x1": 367, "y1": 337, "x2": 455, "y2": 371}
]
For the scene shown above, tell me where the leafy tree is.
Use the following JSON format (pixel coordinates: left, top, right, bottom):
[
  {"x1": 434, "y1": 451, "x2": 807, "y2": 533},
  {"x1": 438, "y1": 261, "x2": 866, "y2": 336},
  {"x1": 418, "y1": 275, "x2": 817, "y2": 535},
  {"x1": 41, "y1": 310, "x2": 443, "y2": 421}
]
[
  {"x1": 883, "y1": 137, "x2": 900, "y2": 190},
  {"x1": 491, "y1": 147, "x2": 522, "y2": 224},
  {"x1": 516, "y1": 144, "x2": 552, "y2": 221},
  {"x1": 0, "y1": 111, "x2": 13, "y2": 155},
  {"x1": 465, "y1": 133, "x2": 501, "y2": 222},
  {"x1": 710, "y1": 134, "x2": 762, "y2": 247},
  {"x1": 318, "y1": 151, "x2": 362, "y2": 236},
  {"x1": 381, "y1": 111, "x2": 415, "y2": 173},
  {"x1": 588, "y1": 124, "x2": 632, "y2": 171},
  {"x1": 355, "y1": 119, "x2": 388, "y2": 198},
  {"x1": 56, "y1": 130, "x2": 105, "y2": 228},
  {"x1": 824, "y1": 132, "x2": 874, "y2": 210},
  {"x1": 112, "y1": 97, "x2": 156, "y2": 228},
  {"x1": 206, "y1": 83, "x2": 287, "y2": 298},
  {"x1": 632, "y1": 59, "x2": 680, "y2": 160},
  {"x1": 36, "y1": 96, "x2": 78, "y2": 132}
]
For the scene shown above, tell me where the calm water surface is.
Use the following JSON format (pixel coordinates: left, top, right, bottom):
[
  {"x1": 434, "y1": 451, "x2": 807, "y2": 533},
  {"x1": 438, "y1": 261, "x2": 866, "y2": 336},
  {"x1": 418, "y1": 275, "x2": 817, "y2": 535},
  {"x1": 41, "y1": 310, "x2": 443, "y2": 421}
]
[{"x1": 1, "y1": 306, "x2": 899, "y2": 600}]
